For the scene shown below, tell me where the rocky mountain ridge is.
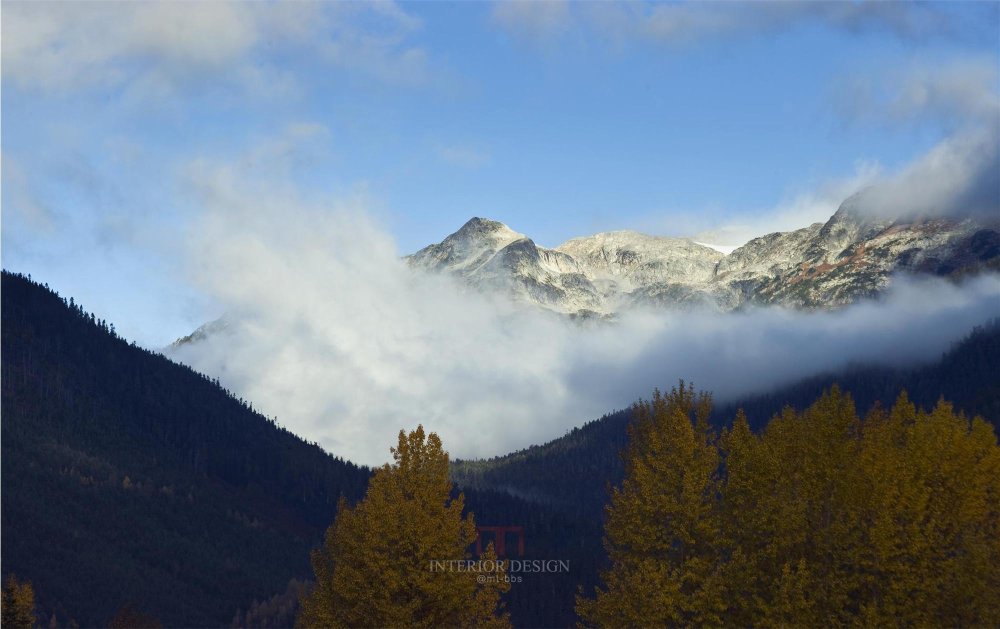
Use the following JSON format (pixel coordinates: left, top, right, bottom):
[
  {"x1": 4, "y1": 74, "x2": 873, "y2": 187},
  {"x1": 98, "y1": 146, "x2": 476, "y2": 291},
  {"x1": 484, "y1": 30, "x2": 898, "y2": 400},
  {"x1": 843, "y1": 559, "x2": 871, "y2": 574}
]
[
  {"x1": 171, "y1": 201, "x2": 1000, "y2": 350},
  {"x1": 406, "y1": 201, "x2": 1000, "y2": 316}
]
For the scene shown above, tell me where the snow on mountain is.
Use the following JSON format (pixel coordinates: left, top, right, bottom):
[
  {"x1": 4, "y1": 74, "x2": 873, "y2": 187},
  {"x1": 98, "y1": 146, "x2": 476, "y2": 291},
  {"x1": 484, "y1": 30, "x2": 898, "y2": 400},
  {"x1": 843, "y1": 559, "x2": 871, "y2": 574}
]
[
  {"x1": 407, "y1": 220, "x2": 730, "y2": 315},
  {"x1": 695, "y1": 242, "x2": 740, "y2": 255},
  {"x1": 405, "y1": 202, "x2": 1000, "y2": 316},
  {"x1": 171, "y1": 201, "x2": 1000, "y2": 350},
  {"x1": 408, "y1": 217, "x2": 605, "y2": 314}
]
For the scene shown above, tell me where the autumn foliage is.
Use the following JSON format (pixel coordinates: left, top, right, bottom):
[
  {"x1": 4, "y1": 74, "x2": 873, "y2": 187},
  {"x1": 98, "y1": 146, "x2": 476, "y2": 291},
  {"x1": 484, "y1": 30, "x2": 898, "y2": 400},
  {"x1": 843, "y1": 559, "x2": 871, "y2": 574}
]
[
  {"x1": 298, "y1": 426, "x2": 510, "y2": 628},
  {"x1": 1, "y1": 575, "x2": 35, "y2": 629},
  {"x1": 578, "y1": 383, "x2": 1000, "y2": 627}
]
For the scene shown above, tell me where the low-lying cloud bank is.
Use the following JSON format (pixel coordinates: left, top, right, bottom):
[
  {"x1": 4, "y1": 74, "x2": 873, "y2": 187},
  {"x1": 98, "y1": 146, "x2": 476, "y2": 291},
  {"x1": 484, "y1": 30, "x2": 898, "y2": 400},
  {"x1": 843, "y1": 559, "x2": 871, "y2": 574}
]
[
  {"x1": 854, "y1": 128, "x2": 999, "y2": 220},
  {"x1": 168, "y1": 172, "x2": 1000, "y2": 466}
]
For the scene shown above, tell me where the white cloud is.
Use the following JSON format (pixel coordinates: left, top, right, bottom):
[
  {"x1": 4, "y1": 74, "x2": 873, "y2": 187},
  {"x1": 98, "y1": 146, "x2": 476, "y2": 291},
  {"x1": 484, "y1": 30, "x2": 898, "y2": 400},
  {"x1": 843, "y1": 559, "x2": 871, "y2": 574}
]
[
  {"x1": 691, "y1": 126, "x2": 998, "y2": 247},
  {"x1": 2, "y1": 2, "x2": 255, "y2": 90},
  {"x1": 831, "y1": 56, "x2": 1000, "y2": 221},
  {"x1": 689, "y1": 164, "x2": 881, "y2": 247},
  {"x1": 855, "y1": 128, "x2": 1000, "y2": 220},
  {"x1": 638, "y1": 2, "x2": 960, "y2": 44},
  {"x1": 693, "y1": 55, "x2": 1000, "y2": 244},
  {"x1": 836, "y1": 56, "x2": 1000, "y2": 132},
  {"x1": 491, "y1": 1, "x2": 977, "y2": 48},
  {"x1": 167, "y1": 142, "x2": 1000, "y2": 466},
  {"x1": 889, "y1": 61, "x2": 1000, "y2": 125},
  {"x1": 1, "y1": 1, "x2": 428, "y2": 93}
]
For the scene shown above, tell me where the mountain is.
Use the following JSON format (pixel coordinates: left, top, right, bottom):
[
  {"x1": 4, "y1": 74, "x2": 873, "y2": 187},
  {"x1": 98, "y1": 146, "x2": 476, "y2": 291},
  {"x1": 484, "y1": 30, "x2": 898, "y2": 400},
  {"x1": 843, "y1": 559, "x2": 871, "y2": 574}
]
[
  {"x1": 407, "y1": 217, "x2": 725, "y2": 316},
  {"x1": 168, "y1": 199, "x2": 999, "y2": 349},
  {"x1": 0, "y1": 271, "x2": 589, "y2": 628},
  {"x1": 171, "y1": 317, "x2": 231, "y2": 347},
  {"x1": 720, "y1": 199, "x2": 1000, "y2": 308},
  {"x1": 408, "y1": 201, "x2": 1000, "y2": 316},
  {"x1": 1, "y1": 271, "x2": 373, "y2": 626},
  {"x1": 451, "y1": 318, "x2": 1000, "y2": 521}
]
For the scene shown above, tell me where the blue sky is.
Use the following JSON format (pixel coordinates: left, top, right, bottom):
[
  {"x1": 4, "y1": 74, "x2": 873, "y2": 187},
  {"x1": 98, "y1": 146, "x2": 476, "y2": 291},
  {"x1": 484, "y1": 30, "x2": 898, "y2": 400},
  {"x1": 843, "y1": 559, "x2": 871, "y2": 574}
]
[{"x1": 3, "y1": 0, "x2": 999, "y2": 347}]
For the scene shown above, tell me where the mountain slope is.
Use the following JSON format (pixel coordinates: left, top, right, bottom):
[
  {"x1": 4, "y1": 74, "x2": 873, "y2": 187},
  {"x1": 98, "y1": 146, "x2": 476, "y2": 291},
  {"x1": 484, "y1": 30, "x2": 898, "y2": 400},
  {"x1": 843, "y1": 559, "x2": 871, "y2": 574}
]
[
  {"x1": 451, "y1": 319, "x2": 1000, "y2": 520},
  {"x1": 1, "y1": 271, "x2": 591, "y2": 628},
  {"x1": 407, "y1": 218, "x2": 725, "y2": 316},
  {"x1": 408, "y1": 217, "x2": 610, "y2": 315},
  {"x1": 171, "y1": 202, "x2": 999, "y2": 349},
  {"x1": 556, "y1": 230, "x2": 724, "y2": 311},
  {"x1": 1, "y1": 271, "x2": 372, "y2": 626},
  {"x1": 407, "y1": 203, "x2": 999, "y2": 316},
  {"x1": 726, "y1": 201, "x2": 1000, "y2": 307},
  {"x1": 7, "y1": 270, "x2": 997, "y2": 627}
]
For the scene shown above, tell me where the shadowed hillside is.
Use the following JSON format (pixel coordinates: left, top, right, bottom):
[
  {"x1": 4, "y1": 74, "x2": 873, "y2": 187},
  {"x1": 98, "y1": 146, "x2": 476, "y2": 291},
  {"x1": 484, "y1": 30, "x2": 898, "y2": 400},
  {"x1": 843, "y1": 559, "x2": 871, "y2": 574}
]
[
  {"x1": 1, "y1": 271, "x2": 591, "y2": 628},
  {"x1": 452, "y1": 318, "x2": 1000, "y2": 520},
  {"x1": 1, "y1": 271, "x2": 372, "y2": 626}
]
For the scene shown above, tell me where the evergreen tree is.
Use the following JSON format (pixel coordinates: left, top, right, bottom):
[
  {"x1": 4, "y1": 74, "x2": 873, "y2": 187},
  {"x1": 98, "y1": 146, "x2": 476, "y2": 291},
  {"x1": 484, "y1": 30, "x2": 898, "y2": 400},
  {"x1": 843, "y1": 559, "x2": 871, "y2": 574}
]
[
  {"x1": 720, "y1": 387, "x2": 867, "y2": 626},
  {"x1": 580, "y1": 385, "x2": 1000, "y2": 627},
  {"x1": 577, "y1": 383, "x2": 725, "y2": 627},
  {"x1": 2, "y1": 575, "x2": 36, "y2": 629},
  {"x1": 857, "y1": 394, "x2": 1000, "y2": 626},
  {"x1": 1, "y1": 272, "x2": 372, "y2": 627},
  {"x1": 298, "y1": 426, "x2": 510, "y2": 628}
]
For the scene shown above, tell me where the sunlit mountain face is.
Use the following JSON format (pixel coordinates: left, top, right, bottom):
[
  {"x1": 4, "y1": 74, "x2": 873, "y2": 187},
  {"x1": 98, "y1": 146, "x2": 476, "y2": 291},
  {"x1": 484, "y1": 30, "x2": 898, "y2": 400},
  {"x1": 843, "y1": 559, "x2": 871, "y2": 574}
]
[{"x1": 405, "y1": 206, "x2": 999, "y2": 317}]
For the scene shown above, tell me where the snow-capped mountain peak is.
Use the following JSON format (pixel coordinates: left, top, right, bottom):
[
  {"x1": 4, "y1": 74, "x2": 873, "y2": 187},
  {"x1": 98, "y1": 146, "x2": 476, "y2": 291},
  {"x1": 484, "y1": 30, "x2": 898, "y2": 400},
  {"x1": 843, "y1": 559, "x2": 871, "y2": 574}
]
[
  {"x1": 405, "y1": 205, "x2": 999, "y2": 316},
  {"x1": 408, "y1": 217, "x2": 528, "y2": 276},
  {"x1": 173, "y1": 204, "x2": 1000, "y2": 349}
]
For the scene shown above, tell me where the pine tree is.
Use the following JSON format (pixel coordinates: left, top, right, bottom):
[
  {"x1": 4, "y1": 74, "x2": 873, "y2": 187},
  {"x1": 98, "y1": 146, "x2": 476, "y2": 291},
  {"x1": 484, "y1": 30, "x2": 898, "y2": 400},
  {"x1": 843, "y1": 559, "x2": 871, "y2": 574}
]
[
  {"x1": 858, "y1": 394, "x2": 1000, "y2": 626},
  {"x1": 577, "y1": 383, "x2": 724, "y2": 627},
  {"x1": 725, "y1": 386, "x2": 866, "y2": 626},
  {"x1": 297, "y1": 426, "x2": 510, "y2": 628},
  {"x1": 581, "y1": 385, "x2": 1000, "y2": 627},
  {"x1": 2, "y1": 575, "x2": 36, "y2": 629}
]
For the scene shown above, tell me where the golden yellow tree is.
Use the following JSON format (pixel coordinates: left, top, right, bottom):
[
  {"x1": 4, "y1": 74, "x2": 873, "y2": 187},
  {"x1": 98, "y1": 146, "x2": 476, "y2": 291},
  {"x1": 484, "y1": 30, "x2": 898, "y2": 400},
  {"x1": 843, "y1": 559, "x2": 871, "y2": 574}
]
[
  {"x1": 297, "y1": 425, "x2": 510, "y2": 628},
  {"x1": 577, "y1": 383, "x2": 725, "y2": 627},
  {"x1": 858, "y1": 393, "x2": 1000, "y2": 626},
  {"x1": 1, "y1": 575, "x2": 35, "y2": 629},
  {"x1": 581, "y1": 384, "x2": 1000, "y2": 627},
  {"x1": 721, "y1": 386, "x2": 867, "y2": 627}
]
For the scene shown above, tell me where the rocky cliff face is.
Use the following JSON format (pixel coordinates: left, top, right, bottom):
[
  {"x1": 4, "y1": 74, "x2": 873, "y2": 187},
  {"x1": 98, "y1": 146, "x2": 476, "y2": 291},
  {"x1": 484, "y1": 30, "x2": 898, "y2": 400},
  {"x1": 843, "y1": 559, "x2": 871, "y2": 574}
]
[
  {"x1": 407, "y1": 203, "x2": 1000, "y2": 316},
  {"x1": 408, "y1": 218, "x2": 607, "y2": 314},
  {"x1": 725, "y1": 203, "x2": 998, "y2": 308}
]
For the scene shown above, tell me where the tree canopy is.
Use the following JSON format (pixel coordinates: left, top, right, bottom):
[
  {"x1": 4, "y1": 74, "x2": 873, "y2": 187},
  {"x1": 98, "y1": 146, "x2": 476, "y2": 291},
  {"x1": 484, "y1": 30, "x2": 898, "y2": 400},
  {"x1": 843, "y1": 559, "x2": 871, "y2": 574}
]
[
  {"x1": 579, "y1": 384, "x2": 1000, "y2": 627},
  {"x1": 298, "y1": 426, "x2": 510, "y2": 628},
  {"x1": 2, "y1": 575, "x2": 36, "y2": 629}
]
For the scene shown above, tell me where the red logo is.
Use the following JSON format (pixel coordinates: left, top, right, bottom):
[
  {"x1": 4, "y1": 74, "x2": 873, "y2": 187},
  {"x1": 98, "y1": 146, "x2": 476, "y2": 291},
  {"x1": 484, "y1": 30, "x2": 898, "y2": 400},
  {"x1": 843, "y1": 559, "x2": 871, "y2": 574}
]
[{"x1": 475, "y1": 525, "x2": 525, "y2": 557}]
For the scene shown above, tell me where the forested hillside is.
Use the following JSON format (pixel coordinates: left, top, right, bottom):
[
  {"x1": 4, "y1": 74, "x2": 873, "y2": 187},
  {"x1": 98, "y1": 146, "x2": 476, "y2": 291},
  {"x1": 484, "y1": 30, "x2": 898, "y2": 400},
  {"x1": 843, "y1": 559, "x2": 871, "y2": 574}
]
[
  {"x1": 719, "y1": 320, "x2": 1000, "y2": 431},
  {"x1": 1, "y1": 271, "x2": 372, "y2": 626},
  {"x1": 452, "y1": 318, "x2": 1000, "y2": 519},
  {"x1": 578, "y1": 384, "x2": 1000, "y2": 626},
  {"x1": 1, "y1": 271, "x2": 591, "y2": 628}
]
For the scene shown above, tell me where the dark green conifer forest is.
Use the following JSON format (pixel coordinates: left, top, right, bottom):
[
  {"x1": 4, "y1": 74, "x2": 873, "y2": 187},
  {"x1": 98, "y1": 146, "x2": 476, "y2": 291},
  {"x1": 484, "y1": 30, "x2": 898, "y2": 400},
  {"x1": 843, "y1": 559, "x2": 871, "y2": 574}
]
[{"x1": 2, "y1": 271, "x2": 370, "y2": 625}]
